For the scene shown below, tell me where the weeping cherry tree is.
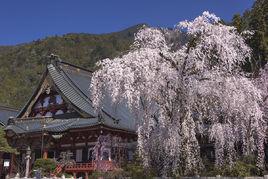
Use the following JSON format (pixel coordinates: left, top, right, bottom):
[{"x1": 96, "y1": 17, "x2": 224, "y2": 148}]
[{"x1": 90, "y1": 12, "x2": 266, "y2": 175}]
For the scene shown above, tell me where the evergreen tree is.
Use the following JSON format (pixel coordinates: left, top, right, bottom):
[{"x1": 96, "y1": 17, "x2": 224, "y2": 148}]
[
  {"x1": 232, "y1": 0, "x2": 268, "y2": 74},
  {"x1": 0, "y1": 127, "x2": 16, "y2": 153}
]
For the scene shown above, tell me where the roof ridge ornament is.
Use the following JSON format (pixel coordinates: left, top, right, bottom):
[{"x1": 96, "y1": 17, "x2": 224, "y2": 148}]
[
  {"x1": 48, "y1": 53, "x2": 62, "y2": 64},
  {"x1": 7, "y1": 117, "x2": 15, "y2": 125}
]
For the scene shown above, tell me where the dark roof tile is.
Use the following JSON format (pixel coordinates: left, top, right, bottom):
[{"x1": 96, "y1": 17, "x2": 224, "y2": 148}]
[
  {"x1": 0, "y1": 106, "x2": 18, "y2": 126},
  {"x1": 5, "y1": 59, "x2": 136, "y2": 133}
]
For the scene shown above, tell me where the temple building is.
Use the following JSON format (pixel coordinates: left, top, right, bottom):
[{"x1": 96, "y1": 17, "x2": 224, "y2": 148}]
[{"x1": 4, "y1": 56, "x2": 137, "y2": 178}]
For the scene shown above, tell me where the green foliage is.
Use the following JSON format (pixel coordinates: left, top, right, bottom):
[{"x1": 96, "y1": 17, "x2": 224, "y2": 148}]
[
  {"x1": 90, "y1": 169, "x2": 125, "y2": 179},
  {"x1": 121, "y1": 152, "x2": 155, "y2": 178},
  {"x1": 201, "y1": 155, "x2": 262, "y2": 177},
  {"x1": 90, "y1": 153, "x2": 154, "y2": 178},
  {"x1": 33, "y1": 158, "x2": 56, "y2": 177},
  {"x1": 0, "y1": 24, "x2": 144, "y2": 108},
  {"x1": 123, "y1": 163, "x2": 147, "y2": 177},
  {"x1": 122, "y1": 162, "x2": 155, "y2": 178},
  {"x1": 232, "y1": 0, "x2": 268, "y2": 74},
  {"x1": 232, "y1": 14, "x2": 243, "y2": 32},
  {"x1": 91, "y1": 168, "x2": 154, "y2": 179},
  {"x1": 0, "y1": 127, "x2": 16, "y2": 153}
]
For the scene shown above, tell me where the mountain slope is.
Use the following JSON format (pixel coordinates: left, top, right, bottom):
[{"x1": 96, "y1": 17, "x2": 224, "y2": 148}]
[{"x1": 0, "y1": 24, "x2": 144, "y2": 108}]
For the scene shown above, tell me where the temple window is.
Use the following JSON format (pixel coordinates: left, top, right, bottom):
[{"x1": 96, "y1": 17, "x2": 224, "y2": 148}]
[
  {"x1": 102, "y1": 151, "x2": 109, "y2": 160},
  {"x1": 30, "y1": 89, "x2": 69, "y2": 117},
  {"x1": 43, "y1": 97, "x2": 50, "y2": 107},
  {"x1": 55, "y1": 110, "x2": 64, "y2": 115},
  {"x1": 55, "y1": 95, "x2": 63, "y2": 104},
  {"x1": 49, "y1": 95, "x2": 56, "y2": 105},
  {"x1": 34, "y1": 101, "x2": 42, "y2": 109},
  {"x1": 35, "y1": 113, "x2": 42, "y2": 117},
  {"x1": 88, "y1": 148, "x2": 94, "y2": 161},
  {"x1": 101, "y1": 148, "x2": 111, "y2": 161},
  {"x1": 45, "y1": 112, "x2": 53, "y2": 117},
  {"x1": 76, "y1": 149, "x2": 83, "y2": 162},
  {"x1": 128, "y1": 150, "x2": 133, "y2": 161}
]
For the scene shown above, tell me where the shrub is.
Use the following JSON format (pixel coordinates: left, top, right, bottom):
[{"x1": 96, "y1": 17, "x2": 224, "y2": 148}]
[
  {"x1": 201, "y1": 155, "x2": 262, "y2": 177},
  {"x1": 122, "y1": 162, "x2": 154, "y2": 178},
  {"x1": 33, "y1": 158, "x2": 56, "y2": 177},
  {"x1": 90, "y1": 154, "x2": 154, "y2": 179},
  {"x1": 91, "y1": 169, "x2": 124, "y2": 179}
]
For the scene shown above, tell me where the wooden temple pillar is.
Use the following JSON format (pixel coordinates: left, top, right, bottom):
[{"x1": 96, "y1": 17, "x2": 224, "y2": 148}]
[
  {"x1": 9, "y1": 153, "x2": 16, "y2": 176},
  {"x1": 25, "y1": 146, "x2": 31, "y2": 178}
]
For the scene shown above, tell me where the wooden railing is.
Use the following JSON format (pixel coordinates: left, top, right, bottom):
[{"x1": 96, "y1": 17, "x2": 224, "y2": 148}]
[
  {"x1": 64, "y1": 161, "x2": 116, "y2": 172},
  {"x1": 65, "y1": 162, "x2": 94, "y2": 172}
]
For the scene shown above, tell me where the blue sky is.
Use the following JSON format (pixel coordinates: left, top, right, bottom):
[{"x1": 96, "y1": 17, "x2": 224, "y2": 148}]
[{"x1": 0, "y1": 0, "x2": 254, "y2": 45}]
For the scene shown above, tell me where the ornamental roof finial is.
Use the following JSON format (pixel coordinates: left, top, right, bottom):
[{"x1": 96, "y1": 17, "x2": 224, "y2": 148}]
[{"x1": 48, "y1": 53, "x2": 61, "y2": 64}]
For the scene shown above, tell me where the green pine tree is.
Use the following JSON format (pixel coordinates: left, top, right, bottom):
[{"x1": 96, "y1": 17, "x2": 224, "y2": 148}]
[
  {"x1": 0, "y1": 127, "x2": 16, "y2": 153},
  {"x1": 232, "y1": 0, "x2": 268, "y2": 74}
]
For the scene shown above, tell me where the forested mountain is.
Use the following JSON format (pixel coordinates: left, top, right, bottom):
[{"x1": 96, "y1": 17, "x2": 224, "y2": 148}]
[
  {"x1": 0, "y1": 24, "x2": 144, "y2": 108},
  {"x1": 0, "y1": 0, "x2": 266, "y2": 109},
  {"x1": 232, "y1": 0, "x2": 268, "y2": 74}
]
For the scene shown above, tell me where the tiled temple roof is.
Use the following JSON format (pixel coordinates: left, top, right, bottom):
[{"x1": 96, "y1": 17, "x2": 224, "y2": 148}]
[
  {"x1": 0, "y1": 105, "x2": 18, "y2": 126},
  {"x1": 5, "y1": 115, "x2": 135, "y2": 134},
  {"x1": 5, "y1": 58, "x2": 136, "y2": 134}
]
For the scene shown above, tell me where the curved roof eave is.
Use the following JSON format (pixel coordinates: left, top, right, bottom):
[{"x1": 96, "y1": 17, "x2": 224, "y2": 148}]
[{"x1": 47, "y1": 61, "x2": 97, "y2": 117}]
